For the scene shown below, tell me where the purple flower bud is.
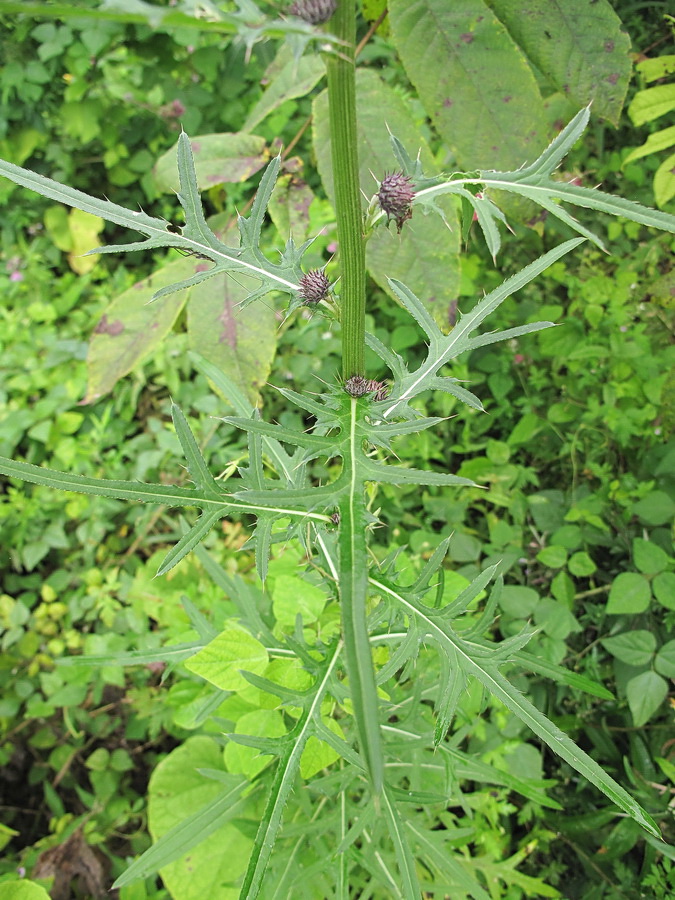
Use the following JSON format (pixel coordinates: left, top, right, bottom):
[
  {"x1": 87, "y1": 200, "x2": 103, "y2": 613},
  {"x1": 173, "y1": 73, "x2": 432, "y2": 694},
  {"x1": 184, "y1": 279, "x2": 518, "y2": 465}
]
[
  {"x1": 377, "y1": 172, "x2": 415, "y2": 232},
  {"x1": 344, "y1": 376, "x2": 389, "y2": 400},
  {"x1": 288, "y1": 0, "x2": 338, "y2": 25},
  {"x1": 298, "y1": 269, "x2": 331, "y2": 304}
]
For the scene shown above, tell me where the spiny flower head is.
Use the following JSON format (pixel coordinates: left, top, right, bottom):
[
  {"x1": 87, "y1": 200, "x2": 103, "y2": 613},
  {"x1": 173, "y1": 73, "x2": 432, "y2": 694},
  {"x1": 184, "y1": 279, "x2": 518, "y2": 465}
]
[
  {"x1": 344, "y1": 376, "x2": 389, "y2": 401},
  {"x1": 288, "y1": 0, "x2": 338, "y2": 25},
  {"x1": 298, "y1": 269, "x2": 331, "y2": 304},
  {"x1": 377, "y1": 171, "x2": 415, "y2": 232}
]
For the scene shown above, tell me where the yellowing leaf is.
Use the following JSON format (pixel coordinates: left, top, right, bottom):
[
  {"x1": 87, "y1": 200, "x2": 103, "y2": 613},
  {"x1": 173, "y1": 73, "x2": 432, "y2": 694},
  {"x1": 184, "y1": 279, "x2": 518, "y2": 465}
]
[{"x1": 68, "y1": 207, "x2": 104, "y2": 274}]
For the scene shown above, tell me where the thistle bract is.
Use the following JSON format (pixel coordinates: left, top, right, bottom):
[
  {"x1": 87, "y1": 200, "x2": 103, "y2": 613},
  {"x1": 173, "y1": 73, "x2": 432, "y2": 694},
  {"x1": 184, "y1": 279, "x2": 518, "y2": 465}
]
[
  {"x1": 298, "y1": 268, "x2": 331, "y2": 303},
  {"x1": 289, "y1": 0, "x2": 338, "y2": 25},
  {"x1": 344, "y1": 376, "x2": 389, "y2": 400},
  {"x1": 377, "y1": 171, "x2": 415, "y2": 232}
]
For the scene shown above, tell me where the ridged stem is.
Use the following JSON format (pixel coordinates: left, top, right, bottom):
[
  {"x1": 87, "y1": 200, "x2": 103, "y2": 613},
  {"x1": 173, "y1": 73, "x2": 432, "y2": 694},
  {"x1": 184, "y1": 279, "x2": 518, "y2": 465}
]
[{"x1": 326, "y1": 0, "x2": 366, "y2": 379}]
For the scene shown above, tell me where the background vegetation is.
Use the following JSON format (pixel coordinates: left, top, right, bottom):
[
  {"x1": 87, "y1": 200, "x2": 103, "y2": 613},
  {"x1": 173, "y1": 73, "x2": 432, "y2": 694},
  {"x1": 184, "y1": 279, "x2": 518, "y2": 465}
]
[{"x1": 0, "y1": 1, "x2": 674, "y2": 898}]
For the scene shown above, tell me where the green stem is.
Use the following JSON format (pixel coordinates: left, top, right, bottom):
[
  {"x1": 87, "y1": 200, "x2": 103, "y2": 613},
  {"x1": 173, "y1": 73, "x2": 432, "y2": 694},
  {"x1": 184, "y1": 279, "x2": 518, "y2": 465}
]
[
  {"x1": 337, "y1": 398, "x2": 383, "y2": 794},
  {"x1": 326, "y1": 0, "x2": 366, "y2": 379}
]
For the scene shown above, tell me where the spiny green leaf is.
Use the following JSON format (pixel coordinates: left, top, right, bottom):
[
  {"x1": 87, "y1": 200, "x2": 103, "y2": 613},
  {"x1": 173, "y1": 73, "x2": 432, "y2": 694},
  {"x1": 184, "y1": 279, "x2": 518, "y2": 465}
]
[
  {"x1": 382, "y1": 239, "x2": 584, "y2": 417},
  {"x1": 171, "y1": 403, "x2": 222, "y2": 498},
  {"x1": 112, "y1": 778, "x2": 249, "y2": 889},
  {"x1": 239, "y1": 644, "x2": 342, "y2": 899},
  {"x1": 379, "y1": 578, "x2": 661, "y2": 839},
  {"x1": 381, "y1": 787, "x2": 422, "y2": 900}
]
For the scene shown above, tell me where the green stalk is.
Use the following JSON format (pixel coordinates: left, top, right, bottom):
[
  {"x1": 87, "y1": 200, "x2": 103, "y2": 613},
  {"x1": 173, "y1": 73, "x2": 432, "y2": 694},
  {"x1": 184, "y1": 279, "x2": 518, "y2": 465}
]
[
  {"x1": 326, "y1": 2, "x2": 382, "y2": 794},
  {"x1": 338, "y1": 399, "x2": 383, "y2": 794},
  {"x1": 325, "y1": 0, "x2": 366, "y2": 379}
]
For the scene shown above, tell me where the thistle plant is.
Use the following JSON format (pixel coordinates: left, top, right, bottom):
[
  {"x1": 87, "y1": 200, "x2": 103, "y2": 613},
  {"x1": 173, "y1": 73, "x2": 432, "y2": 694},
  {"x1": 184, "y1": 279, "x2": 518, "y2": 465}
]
[{"x1": 2, "y1": 2, "x2": 675, "y2": 898}]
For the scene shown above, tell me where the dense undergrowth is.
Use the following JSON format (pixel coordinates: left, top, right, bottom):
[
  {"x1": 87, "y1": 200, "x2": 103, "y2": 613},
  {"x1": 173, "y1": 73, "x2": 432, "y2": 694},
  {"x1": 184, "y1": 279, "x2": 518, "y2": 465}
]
[{"x1": 0, "y1": 2, "x2": 674, "y2": 899}]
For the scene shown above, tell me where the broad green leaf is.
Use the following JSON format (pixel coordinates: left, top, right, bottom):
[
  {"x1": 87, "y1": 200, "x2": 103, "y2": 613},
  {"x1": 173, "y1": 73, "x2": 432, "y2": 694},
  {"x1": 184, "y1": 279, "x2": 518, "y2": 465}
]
[
  {"x1": 655, "y1": 640, "x2": 675, "y2": 679},
  {"x1": 268, "y1": 171, "x2": 317, "y2": 244},
  {"x1": 654, "y1": 151, "x2": 675, "y2": 208},
  {"x1": 626, "y1": 671, "x2": 668, "y2": 727},
  {"x1": 313, "y1": 68, "x2": 460, "y2": 327},
  {"x1": 154, "y1": 132, "x2": 268, "y2": 193},
  {"x1": 632, "y1": 490, "x2": 675, "y2": 526},
  {"x1": 624, "y1": 125, "x2": 675, "y2": 165},
  {"x1": 299, "y1": 718, "x2": 343, "y2": 779},
  {"x1": 633, "y1": 537, "x2": 669, "y2": 575},
  {"x1": 654, "y1": 572, "x2": 675, "y2": 610},
  {"x1": 637, "y1": 55, "x2": 675, "y2": 82},
  {"x1": 83, "y1": 256, "x2": 191, "y2": 402},
  {"x1": 67, "y1": 208, "x2": 104, "y2": 275},
  {"x1": 606, "y1": 572, "x2": 651, "y2": 615},
  {"x1": 533, "y1": 598, "x2": 580, "y2": 641},
  {"x1": 536, "y1": 546, "x2": 567, "y2": 568},
  {"x1": 224, "y1": 710, "x2": 287, "y2": 778},
  {"x1": 601, "y1": 631, "x2": 656, "y2": 667},
  {"x1": 146, "y1": 736, "x2": 252, "y2": 900},
  {"x1": 185, "y1": 622, "x2": 269, "y2": 692},
  {"x1": 388, "y1": 0, "x2": 548, "y2": 170},
  {"x1": 567, "y1": 551, "x2": 596, "y2": 577},
  {"x1": 272, "y1": 574, "x2": 327, "y2": 631},
  {"x1": 0, "y1": 883, "x2": 52, "y2": 900},
  {"x1": 498, "y1": 585, "x2": 539, "y2": 618},
  {"x1": 243, "y1": 49, "x2": 325, "y2": 133},
  {"x1": 489, "y1": 0, "x2": 631, "y2": 125},
  {"x1": 187, "y1": 264, "x2": 277, "y2": 407},
  {"x1": 628, "y1": 84, "x2": 675, "y2": 127}
]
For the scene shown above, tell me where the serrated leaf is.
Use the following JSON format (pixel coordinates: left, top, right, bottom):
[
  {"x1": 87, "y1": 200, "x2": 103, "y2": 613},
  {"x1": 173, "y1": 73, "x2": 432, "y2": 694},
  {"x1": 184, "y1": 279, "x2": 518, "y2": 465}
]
[
  {"x1": 154, "y1": 132, "x2": 268, "y2": 193},
  {"x1": 171, "y1": 404, "x2": 221, "y2": 497},
  {"x1": 240, "y1": 645, "x2": 341, "y2": 899},
  {"x1": 114, "y1": 757, "x2": 248, "y2": 889},
  {"x1": 389, "y1": 0, "x2": 549, "y2": 170},
  {"x1": 0, "y1": 455, "x2": 232, "y2": 509},
  {"x1": 381, "y1": 787, "x2": 422, "y2": 900},
  {"x1": 489, "y1": 0, "x2": 631, "y2": 125},
  {"x1": 515, "y1": 651, "x2": 614, "y2": 700},
  {"x1": 0, "y1": 135, "x2": 306, "y2": 309},
  {"x1": 382, "y1": 240, "x2": 583, "y2": 417},
  {"x1": 144, "y1": 737, "x2": 253, "y2": 898},
  {"x1": 375, "y1": 577, "x2": 662, "y2": 839}
]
